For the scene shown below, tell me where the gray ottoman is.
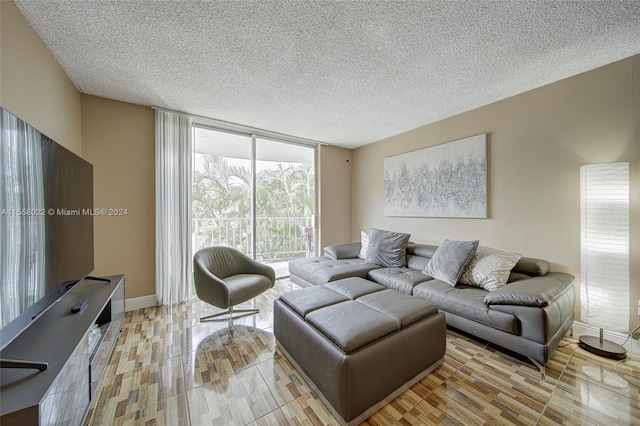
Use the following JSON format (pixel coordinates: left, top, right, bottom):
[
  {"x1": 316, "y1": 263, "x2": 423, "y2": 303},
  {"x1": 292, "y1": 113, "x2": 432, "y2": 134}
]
[{"x1": 274, "y1": 277, "x2": 446, "y2": 426}]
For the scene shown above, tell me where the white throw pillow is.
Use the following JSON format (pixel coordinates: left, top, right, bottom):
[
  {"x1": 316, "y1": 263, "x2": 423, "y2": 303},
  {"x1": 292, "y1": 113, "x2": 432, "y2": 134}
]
[
  {"x1": 459, "y1": 246, "x2": 522, "y2": 291},
  {"x1": 358, "y1": 231, "x2": 369, "y2": 259}
]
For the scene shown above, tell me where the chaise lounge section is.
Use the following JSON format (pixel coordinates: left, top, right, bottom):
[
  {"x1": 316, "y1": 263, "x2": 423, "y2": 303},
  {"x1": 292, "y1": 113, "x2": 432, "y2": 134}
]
[{"x1": 289, "y1": 241, "x2": 575, "y2": 377}]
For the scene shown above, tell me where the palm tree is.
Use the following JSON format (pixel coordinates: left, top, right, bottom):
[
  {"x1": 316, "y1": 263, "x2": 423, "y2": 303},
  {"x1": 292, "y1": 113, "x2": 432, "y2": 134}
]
[
  {"x1": 256, "y1": 162, "x2": 314, "y2": 260},
  {"x1": 193, "y1": 155, "x2": 314, "y2": 261},
  {"x1": 193, "y1": 155, "x2": 252, "y2": 252}
]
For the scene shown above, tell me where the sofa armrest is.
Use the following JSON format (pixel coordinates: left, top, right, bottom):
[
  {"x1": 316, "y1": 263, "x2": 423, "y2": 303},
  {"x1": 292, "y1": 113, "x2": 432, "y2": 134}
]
[
  {"x1": 484, "y1": 272, "x2": 574, "y2": 307},
  {"x1": 324, "y1": 242, "x2": 361, "y2": 260}
]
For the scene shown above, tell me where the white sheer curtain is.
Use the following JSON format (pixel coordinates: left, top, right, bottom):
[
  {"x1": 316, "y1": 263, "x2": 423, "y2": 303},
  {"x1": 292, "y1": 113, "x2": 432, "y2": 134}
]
[
  {"x1": 0, "y1": 108, "x2": 46, "y2": 327},
  {"x1": 155, "y1": 110, "x2": 193, "y2": 305}
]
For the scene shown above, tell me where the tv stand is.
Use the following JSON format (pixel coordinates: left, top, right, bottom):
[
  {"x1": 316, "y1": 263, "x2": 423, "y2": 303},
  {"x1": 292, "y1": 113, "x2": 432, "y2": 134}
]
[
  {"x1": 0, "y1": 359, "x2": 48, "y2": 371},
  {"x1": 0, "y1": 275, "x2": 125, "y2": 426},
  {"x1": 85, "y1": 275, "x2": 112, "y2": 283}
]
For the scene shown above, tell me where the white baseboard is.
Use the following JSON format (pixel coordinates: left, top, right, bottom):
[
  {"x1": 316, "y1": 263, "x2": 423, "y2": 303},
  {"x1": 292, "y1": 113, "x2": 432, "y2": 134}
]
[
  {"x1": 125, "y1": 295, "x2": 157, "y2": 312},
  {"x1": 572, "y1": 321, "x2": 640, "y2": 356}
]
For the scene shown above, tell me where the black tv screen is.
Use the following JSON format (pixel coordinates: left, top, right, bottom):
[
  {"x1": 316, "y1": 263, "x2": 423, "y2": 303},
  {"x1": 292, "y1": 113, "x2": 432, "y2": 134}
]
[{"x1": 0, "y1": 107, "x2": 94, "y2": 350}]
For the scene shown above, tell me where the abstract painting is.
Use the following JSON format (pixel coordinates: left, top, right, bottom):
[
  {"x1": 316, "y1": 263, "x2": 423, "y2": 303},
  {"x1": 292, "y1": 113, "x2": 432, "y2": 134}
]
[{"x1": 384, "y1": 134, "x2": 487, "y2": 218}]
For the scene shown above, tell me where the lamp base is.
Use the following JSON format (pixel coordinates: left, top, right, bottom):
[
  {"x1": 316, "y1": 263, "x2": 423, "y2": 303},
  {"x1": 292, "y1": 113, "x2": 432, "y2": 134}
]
[{"x1": 578, "y1": 335, "x2": 627, "y2": 359}]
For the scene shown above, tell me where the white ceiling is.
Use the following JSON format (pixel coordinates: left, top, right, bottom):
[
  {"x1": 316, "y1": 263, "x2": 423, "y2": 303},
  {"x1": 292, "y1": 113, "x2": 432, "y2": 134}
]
[{"x1": 14, "y1": 1, "x2": 640, "y2": 149}]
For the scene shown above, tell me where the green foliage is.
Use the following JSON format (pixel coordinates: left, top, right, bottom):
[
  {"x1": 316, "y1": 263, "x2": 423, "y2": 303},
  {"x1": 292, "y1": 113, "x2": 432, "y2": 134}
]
[{"x1": 192, "y1": 155, "x2": 315, "y2": 261}]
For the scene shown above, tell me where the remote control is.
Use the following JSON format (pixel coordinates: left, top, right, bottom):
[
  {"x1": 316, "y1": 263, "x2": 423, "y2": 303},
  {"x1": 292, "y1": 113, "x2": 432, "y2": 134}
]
[{"x1": 71, "y1": 300, "x2": 88, "y2": 313}]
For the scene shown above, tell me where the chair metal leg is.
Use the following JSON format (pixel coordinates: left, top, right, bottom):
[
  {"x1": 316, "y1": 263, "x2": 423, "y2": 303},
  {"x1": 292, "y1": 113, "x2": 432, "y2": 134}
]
[{"x1": 200, "y1": 305, "x2": 259, "y2": 322}]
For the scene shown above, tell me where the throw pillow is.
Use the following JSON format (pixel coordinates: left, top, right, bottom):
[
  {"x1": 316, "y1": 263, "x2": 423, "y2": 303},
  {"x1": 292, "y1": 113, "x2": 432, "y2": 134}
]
[
  {"x1": 422, "y1": 239, "x2": 479, "y2": 286},
  {"x1": 364, "y1": 228, "x2": 410, "y2": 267},
  {"x1": 358, "y1": 230, "x2": 369, "y2": 260},
  {"x1": 459, "y1": 246, "x2": 522, "y2": 292}
]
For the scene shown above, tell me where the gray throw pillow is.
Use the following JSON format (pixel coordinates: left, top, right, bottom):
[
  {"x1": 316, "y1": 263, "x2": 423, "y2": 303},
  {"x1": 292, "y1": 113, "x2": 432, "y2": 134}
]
[
  {"x1": 422, "y1": 239, "x2": 479, "y2": 286},
  {"x1": 365, "y1": 228, "x2": 410, "y2": 267}
]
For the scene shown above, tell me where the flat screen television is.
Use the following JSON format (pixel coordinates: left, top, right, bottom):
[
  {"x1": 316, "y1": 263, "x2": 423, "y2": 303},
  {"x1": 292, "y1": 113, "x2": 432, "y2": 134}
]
[{"x1": 0, "y1": 107, "x2": 94, "y2": 351}]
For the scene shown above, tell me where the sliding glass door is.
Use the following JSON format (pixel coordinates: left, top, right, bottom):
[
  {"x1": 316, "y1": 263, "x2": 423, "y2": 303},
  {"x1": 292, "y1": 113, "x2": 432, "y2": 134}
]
[
  {"x1": 192, "y1": 128, "x2": 252, "y2": 255},
  {"x1": 255, "y1": 138, "x2": 315, "y2": 277},
  {"x1": 192, "y1": 127, "x2": 316, "y2": 278}
]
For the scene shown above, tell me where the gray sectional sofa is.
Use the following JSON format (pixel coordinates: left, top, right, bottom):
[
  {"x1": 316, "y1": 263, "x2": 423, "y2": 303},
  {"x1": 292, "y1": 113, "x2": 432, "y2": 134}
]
[{"x1": 289, "y1": 241, "x2": 575, "y2": 377}]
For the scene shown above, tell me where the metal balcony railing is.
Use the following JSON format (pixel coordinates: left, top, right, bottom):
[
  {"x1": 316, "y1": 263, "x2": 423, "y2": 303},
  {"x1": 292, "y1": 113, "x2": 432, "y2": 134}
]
[{"x1": 192, "y1": 216, "x2": 314, "y2": 262}]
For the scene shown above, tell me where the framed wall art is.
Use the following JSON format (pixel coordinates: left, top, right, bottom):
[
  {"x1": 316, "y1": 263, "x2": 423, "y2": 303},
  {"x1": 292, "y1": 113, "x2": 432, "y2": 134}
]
[{"x1": 384, "y1": 134, "x2": 487, "y2": 218}]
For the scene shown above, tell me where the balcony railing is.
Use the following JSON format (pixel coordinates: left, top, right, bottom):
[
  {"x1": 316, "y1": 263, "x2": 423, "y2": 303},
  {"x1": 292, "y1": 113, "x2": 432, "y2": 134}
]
[{"x1": 192, "y1": 216, "x2": 314, "y2": 262}]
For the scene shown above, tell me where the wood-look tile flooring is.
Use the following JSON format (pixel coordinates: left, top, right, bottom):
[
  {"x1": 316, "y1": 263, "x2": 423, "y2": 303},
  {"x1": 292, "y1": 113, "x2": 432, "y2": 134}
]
[{"x1": 85, "y1": 279, "x2": 640, "y2": 426}]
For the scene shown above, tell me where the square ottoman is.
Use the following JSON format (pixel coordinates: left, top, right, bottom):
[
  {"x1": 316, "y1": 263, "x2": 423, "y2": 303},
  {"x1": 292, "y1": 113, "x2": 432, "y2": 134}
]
[{"x1": 274, "y1": 277, "x2": 446, "y2": 425}]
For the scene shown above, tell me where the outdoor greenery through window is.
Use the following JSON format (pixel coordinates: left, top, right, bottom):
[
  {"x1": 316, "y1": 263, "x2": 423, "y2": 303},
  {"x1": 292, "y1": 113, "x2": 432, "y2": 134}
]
[{"x1": 192, "y1": 127, "x2": 315, "y2": 277}]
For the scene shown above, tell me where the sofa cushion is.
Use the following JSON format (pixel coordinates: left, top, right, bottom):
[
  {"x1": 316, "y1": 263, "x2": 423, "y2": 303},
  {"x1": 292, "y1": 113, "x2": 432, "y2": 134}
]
[
  {"x1": 459, "y1": 246, "x2": 522, "y2": 291},
  {"x1": 406, "y1": 254, "x2": 431, "y2": 272},
  {"x1": 422, "y1": 239, "x2": 479, "y2": 286},
  {"x1": 289, "y1": 256, "x2": 382, "y2": 285},
  {"x1": 507, "y1": 272, "x2": 531, "y2": 283},
  {"x1": 365, "y1": 228, "x2": 411, "y2": 268},
  {"x1": 324, "y1": 242, "x2": 361, "y2": 260},
  {"x1": 413, "y1": 280, "x2": 519, "y2": 335},
  {"x1": 368, "y1": 268, "x2": 432, "y2": 295},
  {"x1": 484, "y1": 273, "x2": 575, "y2": 307},
  {"x1": 406, "y1": 243, "x2": 438, "y2": 258}
]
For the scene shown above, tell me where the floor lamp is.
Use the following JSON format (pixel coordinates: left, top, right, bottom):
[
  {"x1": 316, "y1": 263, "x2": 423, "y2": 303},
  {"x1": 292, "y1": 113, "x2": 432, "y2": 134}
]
[{"x1": 579, "y1": 162, "x2": 629, "y2": 359}]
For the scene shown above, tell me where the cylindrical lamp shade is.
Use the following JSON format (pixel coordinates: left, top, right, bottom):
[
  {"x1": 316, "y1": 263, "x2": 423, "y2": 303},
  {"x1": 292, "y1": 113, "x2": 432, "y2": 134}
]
[{"x1": 580, "y1": 162, "x2": 629, "y2": 332}]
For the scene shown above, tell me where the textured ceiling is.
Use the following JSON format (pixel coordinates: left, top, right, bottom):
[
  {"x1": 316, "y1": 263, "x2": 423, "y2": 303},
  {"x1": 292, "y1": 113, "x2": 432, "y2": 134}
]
[{"x1": 13, "y1": 1, "x2": 640, "y2": 148}]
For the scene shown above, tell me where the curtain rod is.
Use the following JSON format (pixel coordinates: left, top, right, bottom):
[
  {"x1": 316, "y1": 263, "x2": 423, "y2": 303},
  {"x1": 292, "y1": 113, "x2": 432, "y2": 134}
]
[{"x1": 151, "y1": 106, "x2": 329, "y2": 147}]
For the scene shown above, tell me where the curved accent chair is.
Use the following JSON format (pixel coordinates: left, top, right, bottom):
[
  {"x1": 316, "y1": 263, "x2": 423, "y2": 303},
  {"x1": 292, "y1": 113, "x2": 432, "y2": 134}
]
[{"x1": 193, "y1": 246, "x2": 276, "y2": 321}]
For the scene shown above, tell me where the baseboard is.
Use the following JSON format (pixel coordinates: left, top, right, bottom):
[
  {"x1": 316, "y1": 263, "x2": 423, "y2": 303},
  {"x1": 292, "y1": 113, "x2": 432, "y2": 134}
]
[
  {"x1": 125, "y1": 295, "x2": 157, "y2": 312},
  {"x1": 572, "y1": 321, "x2": 640, "y2": 356}
]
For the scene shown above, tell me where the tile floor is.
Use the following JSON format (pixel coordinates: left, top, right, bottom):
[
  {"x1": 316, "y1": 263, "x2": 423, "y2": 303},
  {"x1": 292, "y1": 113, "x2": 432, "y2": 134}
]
[{"x1": 84, "y1": 279, "x2": 640, "y2": 425}]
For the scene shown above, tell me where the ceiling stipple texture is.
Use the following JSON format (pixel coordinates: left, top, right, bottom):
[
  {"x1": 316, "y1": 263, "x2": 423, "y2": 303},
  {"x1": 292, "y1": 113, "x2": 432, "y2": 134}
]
[{"x1": 13, "y1": 1, "x2": 640, "y2": 148}]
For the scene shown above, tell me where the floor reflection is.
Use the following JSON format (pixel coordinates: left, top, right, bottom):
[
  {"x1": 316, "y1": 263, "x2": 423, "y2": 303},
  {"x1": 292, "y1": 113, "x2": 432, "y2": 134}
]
[
  {"x1": 85, "y1": 278, "x2": 640, "y2": 426},
  {"x1": 581, "y1": 365, "x2": 629, "y2": 389},
  {"x1": 187, "y1": 325, "x2": 275, "y2": 391}
]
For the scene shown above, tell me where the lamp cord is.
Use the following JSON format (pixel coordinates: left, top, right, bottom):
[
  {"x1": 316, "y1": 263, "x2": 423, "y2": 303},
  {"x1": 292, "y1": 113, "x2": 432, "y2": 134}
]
[
  {"x1": 621, "y1": 324, "x2": 640, "y2": 346},
  {"x1": 612, "y1": 317, "x2": 640, "y2": 388},
  {"x1": 613, "y1": 356, "x2": 640, "y2": 390}
]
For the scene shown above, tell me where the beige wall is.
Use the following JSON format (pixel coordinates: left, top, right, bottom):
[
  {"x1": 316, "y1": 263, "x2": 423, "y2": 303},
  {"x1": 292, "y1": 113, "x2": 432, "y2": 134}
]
[
  {"x1": 5, "y1": 0, "x2": 637, "y2": 321},
  {"x1": 0, "y1": 1, "x2": 82, "y2": 154},
  {"x1": 1, "y1": 2, "x2": 154, "y2": 301},
  {"x1": 81, "y1": 95, "x2": 155, "y2": 299},
  {"x1": 79, "y1": 107, "x2": 349, "y2": 300},
  {"x1": 319, "y1": 145, "x2": 353, "y2": 249},
  {"x1": 352, "y1": 56, "x2": 640, "y2": 329}
]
